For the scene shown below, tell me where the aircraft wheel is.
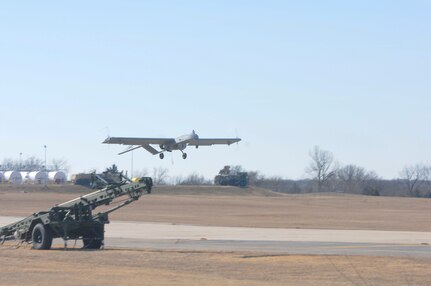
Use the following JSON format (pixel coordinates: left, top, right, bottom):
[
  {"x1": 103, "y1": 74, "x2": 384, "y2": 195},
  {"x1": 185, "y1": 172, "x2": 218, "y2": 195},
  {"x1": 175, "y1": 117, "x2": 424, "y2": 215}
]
[
  {"x1": 182, "y1": 153, "x2": 187, "y2": 159},
  {"x1": 159, "y1": 153, "x2": 164, "y2": 159},
  {"x1": 31, "y1": 223, "x2": 53, "y2": 250}
]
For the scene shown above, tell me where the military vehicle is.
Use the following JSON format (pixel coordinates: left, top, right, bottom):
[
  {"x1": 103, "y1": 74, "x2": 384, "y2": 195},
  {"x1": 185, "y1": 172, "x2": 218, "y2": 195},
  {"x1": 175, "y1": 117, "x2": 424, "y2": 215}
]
[
  {"x1": 214, "y1": 166, "x2": 248, "y2": 187},
  {"x1": 71, "y1": 173, "x2": 93, "y2": 186},
  {"x1": 0, "y1": 171, "x2": 152, "y2": 250}
]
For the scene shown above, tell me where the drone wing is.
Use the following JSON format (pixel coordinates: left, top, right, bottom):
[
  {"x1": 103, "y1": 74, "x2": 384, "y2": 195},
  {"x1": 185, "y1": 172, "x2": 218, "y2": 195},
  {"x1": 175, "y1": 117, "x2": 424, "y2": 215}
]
[
  {"x1": 103, "y1": 137, "x2": 175, "y2": 155},
  {"x1": 188, "y1": 138, "x2": 241, "y2": 146}
]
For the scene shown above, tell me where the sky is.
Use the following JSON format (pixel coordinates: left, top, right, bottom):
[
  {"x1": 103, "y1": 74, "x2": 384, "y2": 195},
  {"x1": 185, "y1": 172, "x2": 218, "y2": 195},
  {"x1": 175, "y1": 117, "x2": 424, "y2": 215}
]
[{"x1": 1, "y1": 1, "x2": 430, "y2": 181}]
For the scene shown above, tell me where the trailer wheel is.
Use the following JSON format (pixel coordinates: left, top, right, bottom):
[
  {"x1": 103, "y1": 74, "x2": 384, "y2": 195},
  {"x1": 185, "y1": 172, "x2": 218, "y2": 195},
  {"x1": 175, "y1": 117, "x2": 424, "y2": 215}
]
[
  {"x1": 83, "y1": 239, "x2": 103, "y2": 249},
  {"x1": 31, "y1": 223, "x2": 53, "y2": 250}
]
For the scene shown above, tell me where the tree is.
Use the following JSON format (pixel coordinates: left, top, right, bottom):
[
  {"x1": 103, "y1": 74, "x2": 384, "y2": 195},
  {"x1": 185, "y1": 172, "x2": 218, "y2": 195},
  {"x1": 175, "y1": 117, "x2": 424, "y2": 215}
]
[
  {"x1": 337, "y1": 164, "x2": 379, "y2": 194},
  {"x1": 399, "y1": 164, "x2": 430, "y2": 197},
  {"x1": 177, "y1": 172, "x2": 211, "y2": 185},
  {"x1": 337, "y1": 164, "x2": 366, "y2": 193},
  {"x1": 247, "y1": 171, "x2": 265, "y2": 186},
  {"x1": 1, "y1": 158, "x2": 17, "y2": 170},
  {"x1": 306, "y1": 146, "x2": 338, "y2": 192},
  {"x1": 152, "y1": 167, "x2": 169, "y2": 185},
  {"x1": 2, "y1": 157, "x2": 68, "y2": 172},
  {"x1": 51, "y1": 158, "x2": 69, "y2": 172},
  {"x1": 23, "y1": 156, "x2": 44, "y2": 170},
  {"x1": 230, "y1": 165, "x2": 245, "y2": 174}
]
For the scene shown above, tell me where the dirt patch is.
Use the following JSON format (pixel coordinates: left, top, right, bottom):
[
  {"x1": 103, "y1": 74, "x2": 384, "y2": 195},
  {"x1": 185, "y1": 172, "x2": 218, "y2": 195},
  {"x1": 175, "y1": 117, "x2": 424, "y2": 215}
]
[{"x1": 0, "y1": 247, "x2": 430, "y2": 286}]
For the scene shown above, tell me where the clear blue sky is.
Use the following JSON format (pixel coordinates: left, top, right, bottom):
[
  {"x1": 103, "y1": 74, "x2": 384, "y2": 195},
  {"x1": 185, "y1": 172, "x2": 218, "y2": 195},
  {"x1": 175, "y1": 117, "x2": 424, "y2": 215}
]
[{"x1": 1, "y1": 1, "x2": 430, "y2": 180}]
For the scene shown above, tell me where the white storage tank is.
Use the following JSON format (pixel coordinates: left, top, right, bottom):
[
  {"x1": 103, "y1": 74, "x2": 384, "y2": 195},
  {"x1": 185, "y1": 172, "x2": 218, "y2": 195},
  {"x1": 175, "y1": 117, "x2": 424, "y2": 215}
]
[
  {"x1": 29, "y1": 171, "x2": 48, "y2": 184},
  {"x1": 20, "y1": 171, "x2": 30, "y2": 183},
  {"x1": 48, "y1": 171, "x2": 67, "y2": 184},
  {"x1": 4, "y1": 171, "x2": 23, "y2": 184}
]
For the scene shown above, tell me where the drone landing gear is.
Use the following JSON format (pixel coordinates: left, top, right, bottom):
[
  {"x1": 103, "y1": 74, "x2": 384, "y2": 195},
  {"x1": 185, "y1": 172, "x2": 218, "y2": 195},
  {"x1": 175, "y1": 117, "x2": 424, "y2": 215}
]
[{"x1": 159, "y1": 152, "x2": 186, "y2": 159}]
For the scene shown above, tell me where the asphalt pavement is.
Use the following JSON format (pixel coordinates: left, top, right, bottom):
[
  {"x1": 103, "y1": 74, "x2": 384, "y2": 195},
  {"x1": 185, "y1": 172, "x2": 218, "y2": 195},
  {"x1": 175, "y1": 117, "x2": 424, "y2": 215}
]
[{"x1": 1, "y1": 216, "x2": 430, "y2": 257}]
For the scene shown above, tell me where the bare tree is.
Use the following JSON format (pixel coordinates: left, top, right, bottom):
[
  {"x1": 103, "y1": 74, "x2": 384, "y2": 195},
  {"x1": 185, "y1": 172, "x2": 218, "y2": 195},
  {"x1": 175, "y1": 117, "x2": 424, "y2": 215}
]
[
  {"x1": 23, "y1": 156, "x2": 44, "y2": 170},
  {"x1": 306, "y1": 146, "x2": 338, "y2": 192},
  {"x1": 1, "y1": 158, "x2": 17, "y2": 170},
  {"x1": 152, "y1": 167, "x2": 169, "y2": 185},
  {"x1": 2, "y1": 157, "x2": 69, "y2": 172},
  {"x1": 337, "y1": 165, "x2": 366, "y2": 193},
  {"x1": 230, "y1": 165, "x2": 245, "y2": 174},
  {"x1": 337, "y1": 165, "x2": 379, "y2": 194},
  {"x1": 51, "y1": 158, "x2": 69, "y2": 173},
  {"x1": 399, "y1": 164, "x2": 430, "y2": 197},
  {"x1": 247, "y1": 170, "x2": 265, "y2": 186},
  {"x1": 173, "y1": 175, "x2": 184, "y2": 185},
  {"x1": 178, "y1": 172, "x2": 211, "y2": 185},
  {"x1": 2, "y1": 156, "x2": 44, "y2": 171},
  {"x1": 423, "y1": 166, "x2": 431, "y2": 197}
]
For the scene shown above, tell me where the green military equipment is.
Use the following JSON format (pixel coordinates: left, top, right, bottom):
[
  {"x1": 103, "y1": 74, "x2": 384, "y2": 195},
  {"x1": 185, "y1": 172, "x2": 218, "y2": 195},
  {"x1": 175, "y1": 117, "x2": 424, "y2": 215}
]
[
  {"x1": 0, "y1": 172, "x2": 152, "y2": 250},
  {"x1": 214, "y1": 166, "x2": 248, "y2": 187}
]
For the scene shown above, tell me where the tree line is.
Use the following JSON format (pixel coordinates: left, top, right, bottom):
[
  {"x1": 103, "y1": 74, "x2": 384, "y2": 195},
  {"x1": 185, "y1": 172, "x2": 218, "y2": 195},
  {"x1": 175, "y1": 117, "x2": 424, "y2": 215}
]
[
  {"x1": 126, "y1": 146, "x2": 431, "y2": 197},
  {"x1": 249, "y1": 146, "x2": 431, "y2": 197},
  {"x1": 132, "y1": 167, "x2": 212, "y2": 186},
  {"x1": 7, "y1": 146, "x2": 429, "y2": 198},
  {"x1": 0, "y1": 157, "x2": 69, "y2": 172}
]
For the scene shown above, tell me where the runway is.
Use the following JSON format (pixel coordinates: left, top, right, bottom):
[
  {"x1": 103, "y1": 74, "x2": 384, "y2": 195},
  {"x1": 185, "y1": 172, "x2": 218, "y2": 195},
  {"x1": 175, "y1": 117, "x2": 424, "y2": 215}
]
[
  {"x1": 1, "y1": 216, "x2": 431, "y2": 257},
  {"x1": 106, "y1": 238, "x2": 431, "y2": 258}
]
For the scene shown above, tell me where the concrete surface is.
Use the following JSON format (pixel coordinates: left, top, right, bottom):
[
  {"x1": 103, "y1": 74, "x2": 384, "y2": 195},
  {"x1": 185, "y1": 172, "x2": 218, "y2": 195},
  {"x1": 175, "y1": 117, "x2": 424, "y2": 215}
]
[{"x1": 2, "y1": 216, "x2": 431, "y2": 257}]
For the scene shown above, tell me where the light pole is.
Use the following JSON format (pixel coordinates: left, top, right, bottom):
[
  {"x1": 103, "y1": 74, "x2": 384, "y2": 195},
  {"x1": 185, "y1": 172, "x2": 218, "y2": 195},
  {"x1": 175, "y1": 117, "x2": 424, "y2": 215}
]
[
  {"x1": 44, "y1": 145, "x2": 47, "y2": 172},
  {"x1": 19, "y1": 152, "x2": 22, "y2": 170}
]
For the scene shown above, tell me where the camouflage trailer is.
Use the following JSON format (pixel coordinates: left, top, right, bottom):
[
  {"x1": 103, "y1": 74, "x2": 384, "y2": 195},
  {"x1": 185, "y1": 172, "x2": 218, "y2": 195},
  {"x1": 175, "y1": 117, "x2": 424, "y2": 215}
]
[{"x1": 0, "y1": 172, "x2": 152, "y2": 250}]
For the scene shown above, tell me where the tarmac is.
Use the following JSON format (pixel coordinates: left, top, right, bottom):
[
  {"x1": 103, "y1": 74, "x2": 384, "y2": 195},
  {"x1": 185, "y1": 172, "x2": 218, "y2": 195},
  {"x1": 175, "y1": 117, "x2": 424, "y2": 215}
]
[{"x1": 1, "y1": 216, "x2": 431, "y2": 257}]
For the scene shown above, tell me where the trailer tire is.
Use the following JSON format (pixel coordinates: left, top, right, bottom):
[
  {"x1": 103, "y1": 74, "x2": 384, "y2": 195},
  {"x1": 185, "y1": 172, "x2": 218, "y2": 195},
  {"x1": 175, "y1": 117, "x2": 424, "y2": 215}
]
[
  {"x1": 32, "y1": 223, "x2": 53, "y2": 250},
  {"x1": 83, "y1": 239, "x2": 103, "y2": 249}
]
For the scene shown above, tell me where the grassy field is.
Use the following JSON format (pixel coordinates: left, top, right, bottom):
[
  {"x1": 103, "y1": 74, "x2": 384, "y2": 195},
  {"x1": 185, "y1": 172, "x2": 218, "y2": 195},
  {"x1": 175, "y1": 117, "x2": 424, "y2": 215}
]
[{"x1": 0, "y1": 185, "x2": 430, "y2": 231}]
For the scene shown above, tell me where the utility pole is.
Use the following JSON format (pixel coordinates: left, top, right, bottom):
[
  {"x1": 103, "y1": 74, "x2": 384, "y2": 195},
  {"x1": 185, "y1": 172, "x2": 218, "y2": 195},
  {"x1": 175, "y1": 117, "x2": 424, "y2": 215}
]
[{"x1": 19, "y1": 152, "x2": 22, "y2": 170}]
